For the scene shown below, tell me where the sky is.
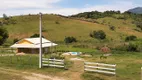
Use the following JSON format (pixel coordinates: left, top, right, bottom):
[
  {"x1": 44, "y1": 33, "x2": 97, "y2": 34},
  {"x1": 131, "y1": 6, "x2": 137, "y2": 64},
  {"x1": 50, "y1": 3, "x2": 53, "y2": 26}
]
[{"x1": 0, "y1": 0, "x2": 142, "y2": 17}]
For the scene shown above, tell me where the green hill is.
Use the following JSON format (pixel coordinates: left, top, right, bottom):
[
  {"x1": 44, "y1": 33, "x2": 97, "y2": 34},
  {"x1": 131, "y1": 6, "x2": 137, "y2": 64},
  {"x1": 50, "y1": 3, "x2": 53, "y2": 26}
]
[{"x1": 1, "y1": 13, "x2": 142, "y2": 46}]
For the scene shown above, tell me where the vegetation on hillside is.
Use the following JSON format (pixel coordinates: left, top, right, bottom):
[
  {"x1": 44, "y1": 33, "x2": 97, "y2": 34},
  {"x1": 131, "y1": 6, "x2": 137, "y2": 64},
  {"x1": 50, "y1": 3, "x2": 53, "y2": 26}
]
[
  {"x1": 0, "y1": 27, "x2": 9, "y2": 45},
  {"x1": 71, "y1": 10, "x2": 121, "y2": 19},
  {"x1": 0, "y1": 11, "x2": 141, "y2": 53},
  {"x1": 64, "y1": 36, "x2": 77, "y2": 44},
  {"x1": 90, "y1": 30, "x2": 106, "y2": 40},
  {"x1": 71, "y1": 11, "x2": 142, "y2": 32}
]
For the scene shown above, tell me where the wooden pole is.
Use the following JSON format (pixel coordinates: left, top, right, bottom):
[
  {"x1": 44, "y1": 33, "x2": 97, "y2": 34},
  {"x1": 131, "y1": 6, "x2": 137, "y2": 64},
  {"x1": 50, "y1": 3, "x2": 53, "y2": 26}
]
[{"x1": 39, "y1": 12, "x2": 42, "y2": 68}]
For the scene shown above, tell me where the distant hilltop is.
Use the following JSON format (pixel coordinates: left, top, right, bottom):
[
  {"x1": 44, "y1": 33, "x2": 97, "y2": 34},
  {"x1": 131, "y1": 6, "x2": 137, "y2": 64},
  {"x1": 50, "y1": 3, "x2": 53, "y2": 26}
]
[{"x1": 127, "y1": 7, "x2": 142, "y2": 14}]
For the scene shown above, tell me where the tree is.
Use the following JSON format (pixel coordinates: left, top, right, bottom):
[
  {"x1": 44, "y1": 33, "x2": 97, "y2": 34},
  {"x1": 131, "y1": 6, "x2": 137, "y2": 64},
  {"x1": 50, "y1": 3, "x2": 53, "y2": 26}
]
[
  {"x1": 3, "y1": 14, "x2": 9, "y2": 20},
  {"x1": 30, "y1": 34, "x2": 44, "y2": 38},
  {"x1": 90, "y1": 30, "x2": 106, "y2": 40},
  {"x1": 13, "y1": 38, "x2": 19, "y2": 43},
  {"x1": 64, "y1": 36, "x2": 77, "y2": 44},
  {"x1": 0, "y1": 27, "x2": 9, "y2": 45},
  {"x1": 125, "y1": 35, "x2": 137, "y2": 41}
]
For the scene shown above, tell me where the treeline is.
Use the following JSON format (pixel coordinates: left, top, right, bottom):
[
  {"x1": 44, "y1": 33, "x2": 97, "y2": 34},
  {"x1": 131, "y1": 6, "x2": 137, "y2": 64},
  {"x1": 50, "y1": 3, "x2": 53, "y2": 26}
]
[
  {"x1": 71, "y1": 10, "x2": 121, "y2": 19},
  {"x1": 71, "y1": 10, "x2": 142, "y2": 20},
  {"x1": 0, "y1": 14, "x2": 17, "y2": 26},
  {"x1": 71, "y1": 10, "x2": 142, "y2": 31}
]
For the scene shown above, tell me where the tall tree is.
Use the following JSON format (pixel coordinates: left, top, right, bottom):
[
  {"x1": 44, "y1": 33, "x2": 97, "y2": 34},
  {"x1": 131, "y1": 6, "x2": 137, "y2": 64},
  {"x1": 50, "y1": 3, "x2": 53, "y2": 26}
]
[
  {"x1": 0, "y1": 27, "x2": 9, "y2": 45},
  {"x1": 3, "y1": 14, "x2": 9, "y2": 20}
]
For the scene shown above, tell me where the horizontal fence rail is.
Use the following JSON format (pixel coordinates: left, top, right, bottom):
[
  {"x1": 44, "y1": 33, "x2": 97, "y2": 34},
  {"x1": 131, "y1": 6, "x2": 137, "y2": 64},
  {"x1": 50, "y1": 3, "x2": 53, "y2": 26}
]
[
  {"x1": 42, "y1": 58, "x2": 65, "y2": 68},
  {"x1": 84, "y1": 62, "x2": 116, "y2": 75}
]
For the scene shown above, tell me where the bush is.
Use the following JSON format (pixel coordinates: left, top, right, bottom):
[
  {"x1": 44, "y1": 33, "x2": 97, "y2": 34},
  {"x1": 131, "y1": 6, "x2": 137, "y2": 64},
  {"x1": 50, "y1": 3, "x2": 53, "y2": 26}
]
[
  {"x1": 90, "y1": 30, "x2": 106, "y2": 40},
  {"x1": 55, "y1": 21, "x2": 60, "y2": 24},
  {"x1": 13, "y1": 38, "x2": 19, "y2": 43},
  {"x1": 0, "y1": 27, "x2": 9, "y2": 45},
  {"x1": 30, "y1": 34, "x2": 44, "y2": 38},
  {"x1": 109, "y1": 26, "x2": 115, "y2": 31},
  {"x1": 3, "y1": 14, "x2": 9, "y2": 20},
  {"x1": 114, "y1": 44, "x2": 128, "y2": 51},
  {"x1": 114, "y1": 42, "x2": 142, "y2": 52},
  {"x1": 50, "y1": 54, "x2": 65, "y2": 59},
  {"x1": 125, "y1": 35, "x2": 137, "y2": 41},
  {"x1": 137, "y1": 24, "x2": 142, "y2": 30},
  {"x1": 127, "y1": 43, "x2": 138, "y2": 52},
  {"x1": 64, "y1": 36, "x2": 77, "y2": 43}
]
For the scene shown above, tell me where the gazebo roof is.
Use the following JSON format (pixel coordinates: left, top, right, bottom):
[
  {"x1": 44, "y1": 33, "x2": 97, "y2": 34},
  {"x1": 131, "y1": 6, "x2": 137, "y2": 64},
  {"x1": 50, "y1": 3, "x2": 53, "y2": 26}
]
[{"x1": 10, "y1": 38, "x2": 57, "y2": 48}]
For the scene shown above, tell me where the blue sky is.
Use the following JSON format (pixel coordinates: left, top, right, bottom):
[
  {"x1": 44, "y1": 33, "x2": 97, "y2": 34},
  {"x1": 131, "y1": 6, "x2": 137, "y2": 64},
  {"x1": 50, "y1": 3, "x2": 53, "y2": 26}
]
[{"x1": 0, "y1": 0, "x2": 142, "y2": 17}]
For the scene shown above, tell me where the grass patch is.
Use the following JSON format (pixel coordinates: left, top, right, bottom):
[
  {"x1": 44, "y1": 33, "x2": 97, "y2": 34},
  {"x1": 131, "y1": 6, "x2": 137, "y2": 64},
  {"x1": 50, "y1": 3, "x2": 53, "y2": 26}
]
[
  {"x1": 82, "y1": 73, "x2": 104, "y2": 80},
  {"x1": 0, "y1": 72, "x2": 25, "y2": 80}
]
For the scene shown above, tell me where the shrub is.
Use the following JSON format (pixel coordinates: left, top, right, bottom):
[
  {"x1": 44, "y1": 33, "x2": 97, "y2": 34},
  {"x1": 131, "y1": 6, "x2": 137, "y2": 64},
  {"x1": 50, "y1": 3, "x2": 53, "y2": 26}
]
[
  {"x1": 13, "y1": 38, "x2": 19, "y2": 43},
  {"x1": 50, "y1": 54, "x2": 65, "y2": 59},
  {"x1": 0, "y1": 27, "x2": 9, "y2": 45},
  {"x1": 30, "y1": 34, "x2": 44, "y2": 38},
  {"x1": 90, "y1": 30, "x2": 106, "y2": 40},
  {"x1": 125, "y1": 35, "x2": 137, "y2": 41},
  {"x1": 127, "y1": 43, "x2": 138, "y2": 52},
  {"x1": 64, "y1": 36, "x2": 77, "y2": 44},
  {"x1": 55, "y1": 21, "x2": 60, "y2": 24},
  {"x1": 137, "y1": 24, "x2": 142, "y2": 30},
  {"x1": 114, "y1": 42, "x2": 142, "y2": 52},
  {"x1": 2, "y1": 43, "x2": 11, "y2": 47},
  {"x1": 109, "y1": 26, "x2": 115, "y2": 31},
  {"x1": 114, "y1": 44, "x2": 128, "y2": 51},
  {"x1": 9, "y1": 18, "x2": 17, "y2": 25},
  {"x1": 3, "y1": 14, "x2": 9, "y2": 20}
]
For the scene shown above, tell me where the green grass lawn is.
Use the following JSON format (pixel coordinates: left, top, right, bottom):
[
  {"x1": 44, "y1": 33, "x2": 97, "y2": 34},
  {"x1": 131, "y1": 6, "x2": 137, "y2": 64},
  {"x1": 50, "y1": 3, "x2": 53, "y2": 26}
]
[{"x1": 81, "y1": 51, "x2": 142, "y2": 80}]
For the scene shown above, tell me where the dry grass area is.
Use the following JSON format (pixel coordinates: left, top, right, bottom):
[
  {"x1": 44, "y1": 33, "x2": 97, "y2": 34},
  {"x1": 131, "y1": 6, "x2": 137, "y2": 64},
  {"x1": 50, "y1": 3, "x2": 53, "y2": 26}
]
[{"x1": 0, "y1": 68, "x2": 65, "y2": 80}]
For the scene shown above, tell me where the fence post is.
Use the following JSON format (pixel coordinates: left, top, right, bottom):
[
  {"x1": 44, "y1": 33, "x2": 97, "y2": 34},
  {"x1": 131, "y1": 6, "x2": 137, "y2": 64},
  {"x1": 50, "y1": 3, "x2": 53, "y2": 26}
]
[
  {"x1": 84, "y1": 62, "x2": 85, "y2": 72},
  {"x1": 54, "y1": 58, "x2": 55, "y2": 68}
]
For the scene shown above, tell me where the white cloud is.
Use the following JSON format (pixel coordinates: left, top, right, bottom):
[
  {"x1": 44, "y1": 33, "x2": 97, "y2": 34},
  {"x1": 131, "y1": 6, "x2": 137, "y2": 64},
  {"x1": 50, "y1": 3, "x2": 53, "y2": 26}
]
[
  {"x1": 0, "y1": 0, "x2": 61, "y2": 17},
  {"x1": 45, "y1": 0, "x2": 139, "y2": 16},
  {"x1": 0, "y1": 0, "x2": 141, "y2": 17},
  {"x1": 1, "y1": 0, "x2": 61, "y2": 9}
]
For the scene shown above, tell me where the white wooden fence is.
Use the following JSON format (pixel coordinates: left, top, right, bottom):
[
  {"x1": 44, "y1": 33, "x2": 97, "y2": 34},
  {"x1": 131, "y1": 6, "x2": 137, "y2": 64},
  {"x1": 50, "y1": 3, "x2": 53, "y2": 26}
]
[
  {"x1": 42, "y1": 58, "x2": 65, "y2": 68},
  {"x1": 84, "y1": 62, "x2": 116, "y2": 75}
]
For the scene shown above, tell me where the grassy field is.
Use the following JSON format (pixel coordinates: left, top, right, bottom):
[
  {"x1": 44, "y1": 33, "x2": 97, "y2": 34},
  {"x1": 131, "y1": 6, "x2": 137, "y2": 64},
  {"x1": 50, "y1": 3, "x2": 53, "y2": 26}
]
[
  {"x1": 2, "y1": 14, "x2": 142, "y2": 45},
  {"x1": 0, "y1": 50, "x2": 142, "y2": 80},
  {"x1": 81, "y1": 51, "x2": 142, "y2": 80},
  {"x1": 0, "y1": 14, "x2": 142, "y2": 80}
]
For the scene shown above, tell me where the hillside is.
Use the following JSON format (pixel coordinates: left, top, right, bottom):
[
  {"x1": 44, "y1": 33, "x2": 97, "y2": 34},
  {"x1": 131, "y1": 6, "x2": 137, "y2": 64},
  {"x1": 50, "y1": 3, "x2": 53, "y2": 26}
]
[
  {"x1": 127, "y1": 7, "x2": 142, "y2": 14},
  {"x1": 1, "y1": 13, "x2": 142, "y2": 45}
]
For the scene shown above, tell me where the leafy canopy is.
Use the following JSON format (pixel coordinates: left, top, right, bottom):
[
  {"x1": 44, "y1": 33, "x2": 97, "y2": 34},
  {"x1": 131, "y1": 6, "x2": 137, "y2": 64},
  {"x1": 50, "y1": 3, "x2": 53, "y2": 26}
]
[{"x1": 0, "y1": 27, "x2": 9, "y2": 45}]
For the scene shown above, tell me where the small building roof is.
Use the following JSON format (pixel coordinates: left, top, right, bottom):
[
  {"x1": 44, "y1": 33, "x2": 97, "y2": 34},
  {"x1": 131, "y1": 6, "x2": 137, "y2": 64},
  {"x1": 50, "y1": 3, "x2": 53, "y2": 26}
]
[{"x1": 11, "y1": 38, "x2": 57, "y2": 48}]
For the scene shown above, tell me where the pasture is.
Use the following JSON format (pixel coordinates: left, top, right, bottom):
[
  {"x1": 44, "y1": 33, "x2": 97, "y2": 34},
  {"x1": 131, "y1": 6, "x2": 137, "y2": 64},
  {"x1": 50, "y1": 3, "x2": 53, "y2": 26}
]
[{"x1": 0, "y1": 47, "x2": 142, "y2": 80}]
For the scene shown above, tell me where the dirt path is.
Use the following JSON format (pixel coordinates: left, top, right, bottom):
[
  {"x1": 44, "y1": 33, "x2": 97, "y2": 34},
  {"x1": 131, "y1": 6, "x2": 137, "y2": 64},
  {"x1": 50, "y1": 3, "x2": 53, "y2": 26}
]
[
  {"x1": 64, "y1": 61, "x2": 84, "y2": 80},
  {"x1": 0, "y1": 60, "x2": 85, "y2": 80},
  {"x1": 0, "y1": 68, "x2": 65, "y2": 80}
]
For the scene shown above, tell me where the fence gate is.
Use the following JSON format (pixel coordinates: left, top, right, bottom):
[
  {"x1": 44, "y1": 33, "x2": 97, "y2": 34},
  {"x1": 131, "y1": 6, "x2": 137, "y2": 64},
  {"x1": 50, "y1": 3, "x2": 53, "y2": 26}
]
[
  {"x1": 42, "y1": 58, "x2": 65, "y2": 68},
  {"x1": 84, "y1": 62, "x2": 116, "y2": 75}
]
